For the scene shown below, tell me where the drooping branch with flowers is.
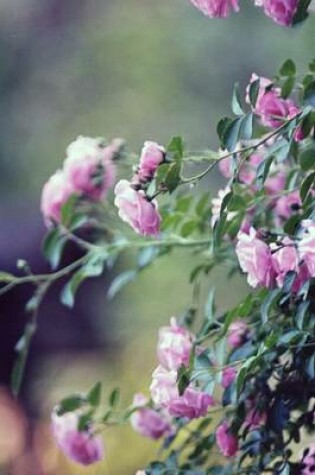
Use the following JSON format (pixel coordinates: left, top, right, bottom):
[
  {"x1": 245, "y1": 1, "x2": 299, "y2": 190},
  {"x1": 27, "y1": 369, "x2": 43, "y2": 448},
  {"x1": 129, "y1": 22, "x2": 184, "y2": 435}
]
[{"x1": 0, "y1": 1, "x2": 315, "y2": 474}]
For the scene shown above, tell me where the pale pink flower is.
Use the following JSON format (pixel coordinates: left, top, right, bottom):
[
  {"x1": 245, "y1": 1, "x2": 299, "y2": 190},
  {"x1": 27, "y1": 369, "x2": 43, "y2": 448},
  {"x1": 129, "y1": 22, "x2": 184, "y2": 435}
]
[
  {"x1": 245, "y1": 73, "x2": 273, "y2": 108},
  {"x1": 227, "y1": 320, "x2": 250, "y2": 348},
  {"x1": 216, "y1": 421, "x2": 238, "y2": 457},
  {"x1": 137, "y1": 141, "x2": 165, "y2": 182},
  {"x1": 130, "y1": 394, "x2": 171, "y2": 440},
  {"x1": 51, "y1": 410, "x2": 104, "y2": 466},
  {"x1": 114, "y1": 180, "x2": 161, "y2": 236},
  {"x1": 260, "y1": 0, "x2": 298, "y2": 26},
  {"x1": 40, "y1": 170, "x2": 74, "y2": 226},
  {"x1": 64, "y1": 136, "x2": 117, "y2": 200},
  {"x1": 236, "y1": 228, "x2": 275, "y2": 288},
  {"x1": 274, "y1": 190, "x2": 302, "y2": 221},
  {"x1": 157, "y1": 317, "x2": 194, "y2": 371},
  {"x1": 190, "y1": 0, "x2": 239, "y2": 17},
  {"x1": 256, "y1": 91, "x2": 294, "y2": 128},
  {"x1": 221, "y1": 367, "x2": 237, "y2": 389},
  {"x1": 150, "y1": 366, "x2": 214, "y2": 419},
  {"x1": 298, "y1": 221, "x2": 315, "y2": 278}
]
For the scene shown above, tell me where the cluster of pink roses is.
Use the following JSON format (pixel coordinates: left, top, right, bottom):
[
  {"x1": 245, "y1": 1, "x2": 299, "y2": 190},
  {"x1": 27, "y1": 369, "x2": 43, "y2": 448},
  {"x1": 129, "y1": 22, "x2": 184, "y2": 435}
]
[
  {"x1": 130, "y1": 318, "x2": 214, "y2": 442},
  {"x1": 190, "y1": 0, "x2": 299, "y2": 26},
  {"x1": 236, "y1": 222, "x2": 315, "y2": 291},
  {"x1": 114, "y1": 141, "x2": 165, "y2": 237},
  {"x1": 41, "y1": 136, "x2": 120, "y2": 226},
  {"x1": 51, "y1": 409, "x2": 104, "y2": 466}
]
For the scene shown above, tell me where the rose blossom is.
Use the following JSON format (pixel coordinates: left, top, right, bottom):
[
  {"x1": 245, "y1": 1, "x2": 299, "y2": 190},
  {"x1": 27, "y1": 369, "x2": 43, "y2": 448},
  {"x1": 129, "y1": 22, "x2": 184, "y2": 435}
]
[
  {"x1": 150, "y1": 366, "x2": 214, "y2": 419},
  {"x1": 137, "y1": 141, "x2": 165, "y2": 182},
  {"x1": 157, "y1": 317, "x2": 194, "y2": 371},
  {"x1": 221, "y1": 367, "x2": 237, "y2": 389},
  {"x1": 246, "y1": 73, "x2": 273, "y2": 108},
  {"x1": 298, "y1": 220, "x2": 315, "y2": 278},
  {"x1": 51, "y1": 410, "x2": 104, "y2": 466},
  {"x1": 40, "y1": 170, "x2": 74, "y2": 226},
  {"x1": 64, "y1": 136, "x2": 117, "y2": 200},
  {"x1": 236, "y1": 228, "x2": 275, "y2": 288},
  {"x1": 256, "y1": 90, "x2": 294, "y2": 128},
  {"x1": 190, "y1": 0, "x2": 239, "y2": 17},
  {"x1": 114, "y1": 180, "x2": 161, "y2": 236},
  {"x1": 274, "y1": 190, "x2": 302, "y2": 221},
  {"x1": 215, "y1": 420, "x2": 238, "y2": 457},
  {"x1": 259, "y1": 0, "x2": 298, "y2": 26},
  {"x1": 130, "y1": 394, "x2": 171, "y2": 440},
  {"x1": 227, "y1": 320, "x2": 250, "y2": 348}
]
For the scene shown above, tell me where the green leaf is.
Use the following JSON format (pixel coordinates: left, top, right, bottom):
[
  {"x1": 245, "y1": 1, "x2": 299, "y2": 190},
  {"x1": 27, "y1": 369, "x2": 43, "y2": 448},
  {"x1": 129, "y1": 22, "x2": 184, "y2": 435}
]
[
  {"x1": 181, "y1": 220, "x2": 197, "y2": 237},
  {"x1": 222, "y1": 118, "x2": 242, "y2": 152},
  {"x1": 57, "y1": 395, "x2": 85, "y2": 415},
  {"x1": 292, "y1": 0, "x2": 311, "y2": 25},
  {"x1": 239, "y1": 113, "x2": 253, "y2": 141},
  {"x1": 261, "y1": 288, "x2": 281, "y2": 324},
  {"x1": 88, "y1": 382, "x2": 102, "y2": 407},
  {"x1": 109, "y1": 388, "x2": 120, "y2": 408},
  {"x1": 137, "y1": 247, "x2": 159, "y2": 269},
  {"x1": 165, "y1": 162, "x2": 181, "y2": 193},
  {"x1": 107, "y1": 270, "x2": 137, "y2": 300},
  {"x1": 256, "y1": 156, "x2": 274, "y2": 188},
  {"x1": 279, "y1": 59, "x2": 296, "y2": 77},
  {"x1": 166, "y1": 136, "x2": 184, "y2": 162},
  {"x1": 231, "y1": 83, "x2": 244, "y2": 116},
  {"x1": 309, "y1": 59, "x2": 315, "y2": 73},
  {"x1": 304, "y1": 80, "x2": 315, "y2": 108},
  {"x1": 42, "y1": 227, "x2": 66, "y2": 270},
  {"x1": 300, "y1": 148, "x2": 315, "y2": 171},
  {"x1": 217, "y1": 117, "x2": 231, "y2": 142},
  {"x1": 281, "y1": 76, "x2": 295, "y2": 99},
  {"x1": 204, "y1": 288, "x2": 215, "y2": 323},
  {"x1": 11, "y1": 322, "x2": 37, "y2": 397},
  {"x1": 60, "y1": 195, "x2": 77, "y2": 227},
  {"x1": 248, "y1": 79, "x2": 260, "y2": 108},
  {"x1": 300, "y1": 171, "x2": 315, "y2": 202},
  {"x1": 177, "y1": 365, "x2": 190, "y2": 396}
]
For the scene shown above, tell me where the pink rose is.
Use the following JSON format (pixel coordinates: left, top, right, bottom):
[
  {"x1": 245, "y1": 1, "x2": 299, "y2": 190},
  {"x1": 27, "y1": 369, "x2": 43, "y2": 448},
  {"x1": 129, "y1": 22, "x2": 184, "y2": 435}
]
[
  {"x1": 256, "y1": 91, "x2": 293, "y2": 128},
  {"x1": 130, "y1": 394, "x2": 171, "y2": 440},
  {"x1": 114, "y1": 180, "x2": 161, "y2": 236},
  {"x1": 215, "y1": 420, "x2": 239, "y2": 457},
  {"x1": 221, "y1": 367, "x2": 237, "y2": 389},
  {"x1": 298, "y1": 221, "x2": 315, "y2": 278},
  {"x1": 51, "y1": 410, "x2": 104, "y2": 466},
  {"x1": 274, "y1": 190, "x2": 302, "y2": 221},
  {"x1": 137, "y1": 141, "x2": 165, "y2": 182},
  {"x1": 64, "y1": 136, "x2": 117, "y2": 200},
  {"x1": 150, "y1": 366, "x2": 214, "y2": 419},
  {"x1": 300, "y1": 445, "x2": 315, "y2": 475},
  {"x1": 227, "y1": 320, "x2": 249, "y2": 348},
  {"x1": 264, "y1": 172, "x2": 286, "y2": 195},
  {"x1": 157, "y1": 317, "x2": 194, "y2": 371},
  {"x1": 190, "y1": 0, "x2": 239, "y2": 17},
  {"x1": 260, "y1": 0, "x2": 298, "y2": 26},
  {"x1": 40, "y1": 170, "x2": 74, "y2": 226},
  {"x1": 236, "y1": 228, "x2": 275, "y2": 288}
]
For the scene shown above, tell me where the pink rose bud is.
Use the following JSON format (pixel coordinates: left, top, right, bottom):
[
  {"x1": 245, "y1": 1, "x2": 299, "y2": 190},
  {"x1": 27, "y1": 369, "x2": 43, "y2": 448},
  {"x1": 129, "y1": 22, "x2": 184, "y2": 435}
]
[
  {"x1": 227, "y1": 320, "x2": 250, "y2": 348},
  {"x1": 274, "y1": 190, "x2": 301, "y2": 221},
  {"x1": 114, "y1": 179, "x2": 161, "y2": 236},
  {"x1": 215, "y1": 420, "x2": 239, "y2": 457},
  {"x1": 40, "y1": 170, "x2": 74, "y2": 226},
  {"x1": 236, "y1": 228, "x2": 275, "y2": 288},
  {"x1": 157, "y1": 317, "x2": 194, "y2": 371},
  {"x1": 221, "y1": 367, "x2": 237, "y2": 389},
  {"x1": 272, "y1": 238, "x2": 309, "y2": 292},
  {"x1": 190, "y1": 0, "x2": 239, "y2": 18},
  {"x1": 298, "y1": 220, "x2": 315, "y2": 278},
  {"x1": 130, "y1": 393, "x2": 171, "y2": 440},
  {"x1": 300, "y1": 445, "x2": 315, "y2": 475},
  {"x1": 51, "y1": 410, "x2": 104, "y2": 466},
  {"x1": 260, "y1": 0, "x2": 298, "y2": 26},
  {"x1": 64, "y1": 136, "x2": 116, "y2": 200},
  {"x1": 137, "y1": 141, "x2": 165, "y2": 182},
  {"x1": 150, "y1": 366, "x2": 214, "y2": 420}
]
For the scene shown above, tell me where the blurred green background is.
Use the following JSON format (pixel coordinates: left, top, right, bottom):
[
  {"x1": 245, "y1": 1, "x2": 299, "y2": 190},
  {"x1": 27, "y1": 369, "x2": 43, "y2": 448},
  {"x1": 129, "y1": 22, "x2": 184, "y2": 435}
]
[{"x1": 0, "y1": 0, "x2": 314, "y2": 473}]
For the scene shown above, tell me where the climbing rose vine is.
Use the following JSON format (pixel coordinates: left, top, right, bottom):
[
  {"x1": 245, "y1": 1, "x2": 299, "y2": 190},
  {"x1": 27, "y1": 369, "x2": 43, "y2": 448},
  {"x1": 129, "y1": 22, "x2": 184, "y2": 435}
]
[{"x1": 0, "y1": 2, "x2": 314, "y2": 474}]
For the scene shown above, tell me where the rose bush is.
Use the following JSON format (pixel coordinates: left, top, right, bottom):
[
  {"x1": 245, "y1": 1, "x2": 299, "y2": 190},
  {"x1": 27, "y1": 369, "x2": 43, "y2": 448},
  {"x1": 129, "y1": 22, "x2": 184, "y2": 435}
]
[{"x1": 0, "y1": 1, "x2": 314, "y2": 474}]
